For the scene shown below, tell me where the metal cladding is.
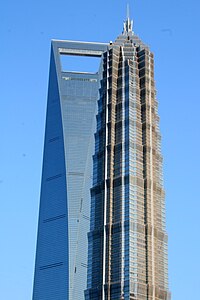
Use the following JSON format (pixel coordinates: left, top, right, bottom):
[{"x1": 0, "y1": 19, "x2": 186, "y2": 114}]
[{"x1": 85, "y1": 19, "x2": 171, "y2": 300}]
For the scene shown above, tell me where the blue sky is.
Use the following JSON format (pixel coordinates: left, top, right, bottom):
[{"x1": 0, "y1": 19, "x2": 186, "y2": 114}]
[{"x1": 1, "y1": 0, "x2": 200, "y2": 299}]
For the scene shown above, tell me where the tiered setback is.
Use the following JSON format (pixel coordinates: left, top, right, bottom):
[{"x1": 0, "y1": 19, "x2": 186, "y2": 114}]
[{"x1": 85, "y1": 25, "x2": 170, "y2": 300}]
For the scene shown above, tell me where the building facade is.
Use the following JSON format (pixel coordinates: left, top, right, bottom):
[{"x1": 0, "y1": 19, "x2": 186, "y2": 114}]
[
  {"x1": 32, "y1": 40, "x2": 107, "y2": 300},
  {"x1": 85, "y1": 18, "x2": 170, "y2": 300}
]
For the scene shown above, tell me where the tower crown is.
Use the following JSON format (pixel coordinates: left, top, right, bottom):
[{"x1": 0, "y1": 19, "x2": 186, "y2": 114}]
[{"x1": 123, "y1": 4, "x2": 134, "y2": 34}]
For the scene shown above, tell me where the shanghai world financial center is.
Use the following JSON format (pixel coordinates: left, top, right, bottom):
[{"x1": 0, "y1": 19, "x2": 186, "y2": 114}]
[{"x1": 33, "y1": 13, "x2": 171, "y2": 300}]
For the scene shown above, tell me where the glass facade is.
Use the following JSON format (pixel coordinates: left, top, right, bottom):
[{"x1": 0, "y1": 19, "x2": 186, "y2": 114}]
[
  {"x1": 85, "y1": 18, "x2": 171, "y2": 300},
  {"x1": 32, "y1": 41, "x2": 107, "y2": 300}
]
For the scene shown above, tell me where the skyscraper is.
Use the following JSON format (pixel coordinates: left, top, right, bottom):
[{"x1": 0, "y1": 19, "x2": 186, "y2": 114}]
[
  {"x1": 33, "y1": 13, "x2": 170, "y2": 300},
  {"x1": 85, "y1": 17, "x2": 170, "y2": 300},
  {"x1": 32, "y1": 40, "x2": 107, "y2": 300}
]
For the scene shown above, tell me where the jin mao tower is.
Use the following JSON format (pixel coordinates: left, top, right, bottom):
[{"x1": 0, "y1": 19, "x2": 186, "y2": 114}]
[{"x1": 85, "y1": 16, "x2": 170, "y2": 300}]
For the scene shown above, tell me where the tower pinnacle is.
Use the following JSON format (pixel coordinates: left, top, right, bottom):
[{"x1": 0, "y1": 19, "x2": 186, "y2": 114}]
[
  {"x1": 123, "y1": 3, "x2": 134, "y2": 34},
  {"x1": 127, "y1": 3, "x2": 130, "y2": 19}
]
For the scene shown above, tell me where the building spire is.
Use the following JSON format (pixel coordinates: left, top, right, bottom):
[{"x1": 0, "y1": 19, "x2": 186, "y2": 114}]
[
  {"x1": 123, "y1": 3, "x2": 134, "y2": 34},
  {"x1": 127, "y1": 3, "x2": 130, "y2": 19}
]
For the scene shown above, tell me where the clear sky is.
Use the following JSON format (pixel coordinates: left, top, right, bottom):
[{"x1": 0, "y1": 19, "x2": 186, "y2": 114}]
[{"x1": 1, "y1": 0, "x2": 200, "y2": 299}]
